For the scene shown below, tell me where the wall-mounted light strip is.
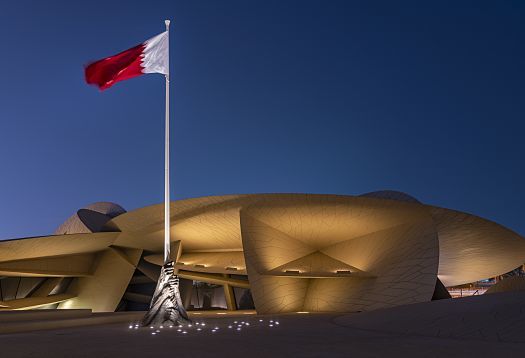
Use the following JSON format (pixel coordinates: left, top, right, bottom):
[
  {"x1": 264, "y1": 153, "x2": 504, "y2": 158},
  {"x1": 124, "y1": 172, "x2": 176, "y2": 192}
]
[{"x1": 285, "y1": 270, "x2": 300, "y2": 274}]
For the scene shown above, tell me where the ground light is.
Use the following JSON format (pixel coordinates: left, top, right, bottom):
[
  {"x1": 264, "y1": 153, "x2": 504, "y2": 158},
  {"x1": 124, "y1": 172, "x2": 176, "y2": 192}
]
[{"x1": 127, "y1": 318, "x2": 281, "y2": 336}]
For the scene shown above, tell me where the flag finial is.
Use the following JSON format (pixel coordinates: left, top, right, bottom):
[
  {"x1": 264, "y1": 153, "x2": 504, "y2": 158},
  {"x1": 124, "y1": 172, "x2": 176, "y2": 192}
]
[{"x1": 165, "y1": 20, "x2": 170, "y2": 28}]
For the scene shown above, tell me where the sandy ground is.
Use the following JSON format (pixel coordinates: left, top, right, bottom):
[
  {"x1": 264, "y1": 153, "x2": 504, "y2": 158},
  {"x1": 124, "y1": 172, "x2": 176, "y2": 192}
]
[{"x1": 2, "y1": 292, "x2": 525, "y2": 357}]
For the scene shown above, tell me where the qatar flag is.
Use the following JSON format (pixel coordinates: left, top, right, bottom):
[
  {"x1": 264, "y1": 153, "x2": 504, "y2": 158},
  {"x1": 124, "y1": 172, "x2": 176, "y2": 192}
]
[{"x1": 85, "y1": 31, "x2": 168, "y2": 90}]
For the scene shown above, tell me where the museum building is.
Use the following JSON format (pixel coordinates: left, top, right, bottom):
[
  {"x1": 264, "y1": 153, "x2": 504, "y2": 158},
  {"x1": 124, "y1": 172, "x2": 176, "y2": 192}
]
[{"x1": 1, "y1": 191, "x2": 524, "y2": 313}]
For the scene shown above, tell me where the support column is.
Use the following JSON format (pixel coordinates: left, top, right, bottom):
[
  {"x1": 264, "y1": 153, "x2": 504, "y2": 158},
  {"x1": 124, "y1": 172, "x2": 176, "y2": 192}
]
[
  {"x1": 223, "y1": 274, "x2": 236, "y2": 311},
  {"x1": 32, "y1": 277, "x2": 63, "y2": 297},
  {"x1": 171, "y1": 241, "x2": 182, "y2": 268}
]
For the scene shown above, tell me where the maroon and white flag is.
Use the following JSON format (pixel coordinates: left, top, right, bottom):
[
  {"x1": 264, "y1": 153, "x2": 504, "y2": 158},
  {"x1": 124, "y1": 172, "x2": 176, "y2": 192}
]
[{"x1": 85, "y1": 31, "x2": 168, "y2": 90}]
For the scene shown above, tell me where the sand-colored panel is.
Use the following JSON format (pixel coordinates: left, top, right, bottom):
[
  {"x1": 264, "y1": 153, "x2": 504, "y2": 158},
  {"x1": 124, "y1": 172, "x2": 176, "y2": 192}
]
[
  {"x1": 0, "y1": 232, "x2": 118, "y2": 263},
  {"x1": 177, "y1": 270, "x2": 250, "y2": 289},
  {"x1": 306, "y1": 221, "x2": 439, "y2": 312},
  {"x1": 145, "y1": 251, "x2": 247, "y2": 275},
  {"x1": 429, "y1": 207, "x2": 525, "y2": 286},
  {"x1": 250, "y1": 275, "x2": 309, "y2": 314},
  {"x1": 0, "y1": 294, "x2": 75, "y2": 310},
  {"x1": 240, "y1": 213, "x2": 317, "y2": 274},
  {"x1": 267, "y1": 251, "x2": 364, "y2": 277},
  {"x1": 110, "y1": 195, "x2": 249, "y2": 252},
  {"x1": 58, "y1": 248, "x2": 142, "y2": 312},
  {"x1": 241, "y1": 194, "x2": 422, "y2": 249},
  {"x1": 109, "y1": 246, "x2": 142, "y2": 267},
  {"x1": 0, "y1": 253, "x2": 97, "y2": 277},
  {"x1": 241, "y1": 197, "x2": 439, "y2": 313},
  {"x1": 31, "y1": 278, "x2": 64, "y2": 297}
]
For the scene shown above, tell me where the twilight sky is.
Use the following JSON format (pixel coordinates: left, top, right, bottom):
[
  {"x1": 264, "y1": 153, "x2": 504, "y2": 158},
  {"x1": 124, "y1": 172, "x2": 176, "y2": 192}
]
[{"x1": 1, "y1": 0, "x2": 524, "y2": 240}]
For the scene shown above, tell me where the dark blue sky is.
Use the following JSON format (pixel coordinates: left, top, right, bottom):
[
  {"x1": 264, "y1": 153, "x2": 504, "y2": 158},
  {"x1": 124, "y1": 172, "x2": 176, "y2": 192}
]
[{"x1": 1, "y1": 0, "x2": 524, "y2": 240}]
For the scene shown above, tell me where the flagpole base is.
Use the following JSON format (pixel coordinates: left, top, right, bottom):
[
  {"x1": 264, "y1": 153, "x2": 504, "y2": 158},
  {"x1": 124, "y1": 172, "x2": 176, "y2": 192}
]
[{"x1": 141, "y1": 261, "x2": 191, "y2": 327}]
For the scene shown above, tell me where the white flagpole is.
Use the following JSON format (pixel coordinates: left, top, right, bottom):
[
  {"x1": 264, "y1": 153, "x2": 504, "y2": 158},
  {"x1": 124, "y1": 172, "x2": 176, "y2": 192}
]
[
  {"x1": 164, "y1": 19, "x2": 171, "y2": 264},
  {"x1": 141, "y1": 19, "x2": 191, "y2": 327}
]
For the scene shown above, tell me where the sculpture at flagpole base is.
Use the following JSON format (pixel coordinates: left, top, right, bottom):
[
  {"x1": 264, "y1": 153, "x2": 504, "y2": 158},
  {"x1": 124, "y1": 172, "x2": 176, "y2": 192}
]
[{"x1": 141, "y1": 261, "x2": 191, "y2": 327}]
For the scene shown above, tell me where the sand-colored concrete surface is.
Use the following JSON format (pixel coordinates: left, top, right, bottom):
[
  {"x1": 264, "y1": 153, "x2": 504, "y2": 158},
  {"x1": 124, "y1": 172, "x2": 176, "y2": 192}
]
[
  {"x1": 335, "y1": 289, "x2": 525, "y2": 344},
  {"x1": 2, "y1": 292, "x2": 525, "y2": 357},
  {"x1": 0, "y1": 311, "x2": 144, "y2": 334}
]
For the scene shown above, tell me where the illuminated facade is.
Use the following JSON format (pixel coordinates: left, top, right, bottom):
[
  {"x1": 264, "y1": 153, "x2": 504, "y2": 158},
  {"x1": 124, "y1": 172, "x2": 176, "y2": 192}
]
[{"x1": 1, "y1": 192, "x2": 524, "y2": 313}]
